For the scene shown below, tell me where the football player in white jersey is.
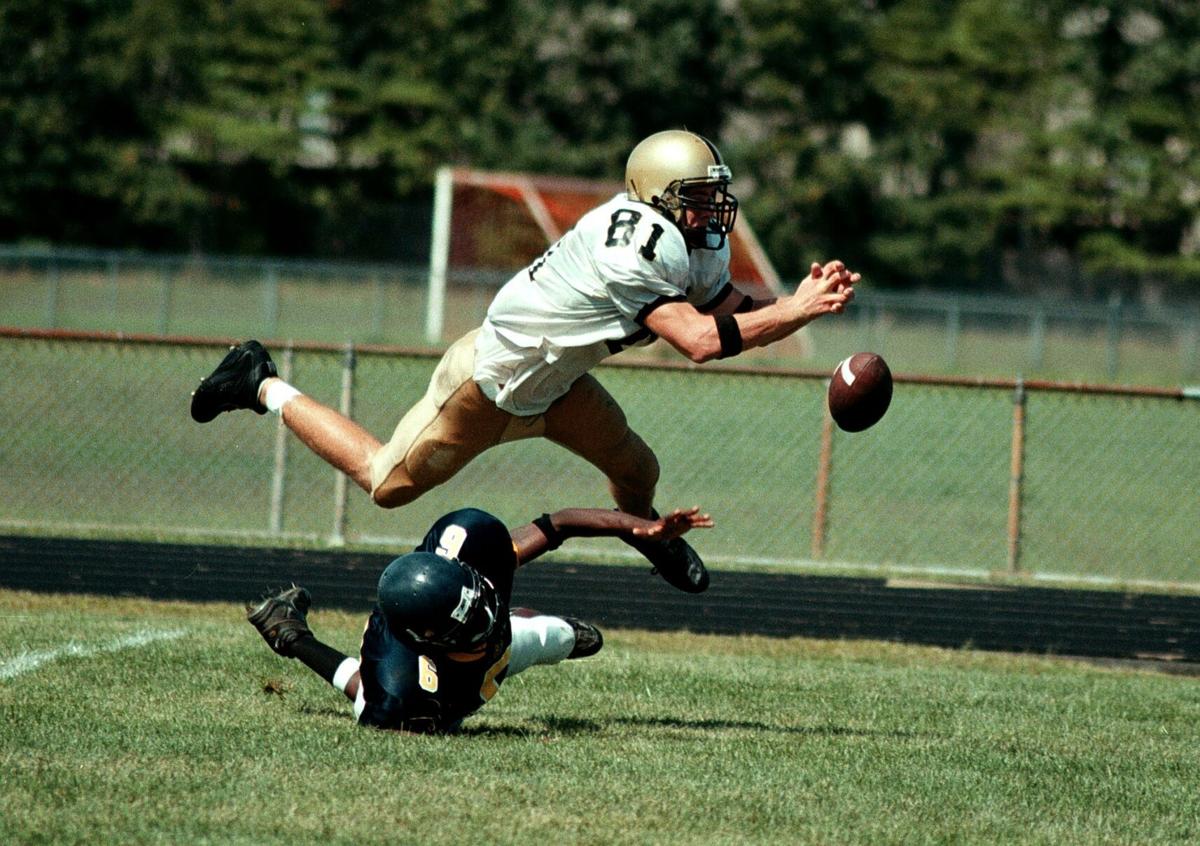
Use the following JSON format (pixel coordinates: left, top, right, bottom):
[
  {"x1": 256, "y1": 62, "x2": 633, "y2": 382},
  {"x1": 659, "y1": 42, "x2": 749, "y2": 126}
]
[{"x1": 191, "y1": 130, "x2": 858, "y2": 595}]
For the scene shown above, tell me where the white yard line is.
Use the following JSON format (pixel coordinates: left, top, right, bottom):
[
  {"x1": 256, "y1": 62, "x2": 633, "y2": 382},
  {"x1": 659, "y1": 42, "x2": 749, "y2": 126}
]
[{"x1": 0, "y1": 628, "x2": 187, "y2": 681}]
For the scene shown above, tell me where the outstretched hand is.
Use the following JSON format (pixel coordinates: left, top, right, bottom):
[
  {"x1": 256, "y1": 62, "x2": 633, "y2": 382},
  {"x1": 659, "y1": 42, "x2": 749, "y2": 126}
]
[
  {"x1": 631, "y1": 506, "x2": 714, "y2": 542},
  {"x1": 794, "y1": 259, "x2": 859, "y2": 318}
]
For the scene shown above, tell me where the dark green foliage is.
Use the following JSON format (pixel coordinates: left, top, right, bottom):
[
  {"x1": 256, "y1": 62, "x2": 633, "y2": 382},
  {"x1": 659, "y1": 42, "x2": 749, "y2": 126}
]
[
  {"x1": 1, "y1": 1, "x2": 1198, "y2": 290},
  {"x1": 0, "y1": 0, "x2": 197, "y2": 247}
]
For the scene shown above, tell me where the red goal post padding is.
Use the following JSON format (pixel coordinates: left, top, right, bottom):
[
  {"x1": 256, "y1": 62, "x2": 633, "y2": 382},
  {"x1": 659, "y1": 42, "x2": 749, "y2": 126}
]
[{"x1": 426, "y1": 166, "x2": 793, "y2": 347}]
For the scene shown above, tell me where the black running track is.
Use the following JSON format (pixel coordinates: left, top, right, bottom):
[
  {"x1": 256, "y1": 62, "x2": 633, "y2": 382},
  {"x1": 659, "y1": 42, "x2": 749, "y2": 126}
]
[{"x1": 3, "y1": 535, "x2": 1199, "y2": 665}]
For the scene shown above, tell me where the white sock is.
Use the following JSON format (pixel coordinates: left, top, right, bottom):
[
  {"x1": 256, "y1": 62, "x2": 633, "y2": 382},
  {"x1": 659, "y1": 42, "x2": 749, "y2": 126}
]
[
  {"x1": 332, "y1": 657, "x2": 360, "y2": 693},
  {"x1": 263, "y1": 381, "x2": 302, "y2": 414}
]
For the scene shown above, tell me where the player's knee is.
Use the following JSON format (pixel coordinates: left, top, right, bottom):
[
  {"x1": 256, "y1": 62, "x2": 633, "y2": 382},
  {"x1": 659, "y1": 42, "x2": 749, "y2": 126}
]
[
  {"x1": 369, "y1": 438, "x2": 469, "y2": 509},
  {"x1": 366, "y1": 449, "x2": 407, "y2": 509},
  {"x1": 611, "y1": 438, "x2": 659, "y2": 494},
  {"x1": 369, "y1": 462, "x2": 423, "y2": 509},
  {"x1": 640, "y1": 450, "x2": 661, "y2": 489},
  {"x1": 370, "y1": 485, "x2": 411, "y2": 509}
]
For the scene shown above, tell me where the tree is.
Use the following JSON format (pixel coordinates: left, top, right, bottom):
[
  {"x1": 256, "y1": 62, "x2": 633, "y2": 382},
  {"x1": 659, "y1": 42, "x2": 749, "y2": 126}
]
[
  {"x1": 0, "y1": 0, "x2": 335, "y2": 253},
  {"x1": 1011, "y1": 1, "x2": 1200, "y2": 295},
  {"x1": 318, "y1": 0, "x2": 743, "y2": 257},
  {"x1": 732, "y1": 0, "x2": 884, "y2": 281},
  {"x1": 865, "y1": 0, "x2": 1055, "y2": 290},
  {"x1": 166, "y1": 0, "x2": 335, "y2": 252},
  {"x1": 500, "y1": 0, "x2": 742, "y2": 177},
  {"x1": 0, "y1": 0, "x2": 203, "y2": 247}
]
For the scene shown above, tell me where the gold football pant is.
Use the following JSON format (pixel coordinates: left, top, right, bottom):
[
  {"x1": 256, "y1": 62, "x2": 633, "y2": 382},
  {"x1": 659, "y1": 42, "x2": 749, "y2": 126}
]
[{"x1": 368, "y1": 330, "x2": 659, "y2": 510}]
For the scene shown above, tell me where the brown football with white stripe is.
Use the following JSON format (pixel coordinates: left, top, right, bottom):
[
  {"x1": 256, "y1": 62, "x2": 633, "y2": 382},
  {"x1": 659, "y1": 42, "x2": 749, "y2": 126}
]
[{"x1": 827, "y1": 352, "x2": 893, "y2": 432}]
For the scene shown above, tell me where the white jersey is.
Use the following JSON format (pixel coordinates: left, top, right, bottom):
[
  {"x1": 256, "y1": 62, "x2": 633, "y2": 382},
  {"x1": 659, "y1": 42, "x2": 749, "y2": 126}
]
[{"x1": 474, "y1": 194, "x2": 732, "y2": 415}]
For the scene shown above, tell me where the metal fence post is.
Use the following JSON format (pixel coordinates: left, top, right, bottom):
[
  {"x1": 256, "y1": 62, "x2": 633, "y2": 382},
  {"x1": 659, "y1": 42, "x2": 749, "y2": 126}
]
[
  {"x1": 811, "y1": 411, "x2": 835, "y2": 560},
  {"x1": 268, "y1": 344, "x2": 295, "y2": 535},
  {"x1": 426, "y1": 165, "x2": 454, "y2": 344},
  {"x1": 1006, "y1": 378, "x2": 1027, "y2": 575},
  {"x1": 329, "y1": 342, "x2": 355, "y2": 546}
]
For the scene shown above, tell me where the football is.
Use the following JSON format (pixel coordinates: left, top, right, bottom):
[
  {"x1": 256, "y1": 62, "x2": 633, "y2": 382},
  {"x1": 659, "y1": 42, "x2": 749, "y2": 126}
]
[{"x1": 827, "y1": 352, "x2": 893, "y2": 432}]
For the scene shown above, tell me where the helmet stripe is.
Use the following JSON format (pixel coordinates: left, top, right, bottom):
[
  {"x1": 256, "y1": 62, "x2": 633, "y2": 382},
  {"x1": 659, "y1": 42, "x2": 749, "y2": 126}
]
[{"x1": 698, "y1": 134, "x2": 723, "y2": 165}]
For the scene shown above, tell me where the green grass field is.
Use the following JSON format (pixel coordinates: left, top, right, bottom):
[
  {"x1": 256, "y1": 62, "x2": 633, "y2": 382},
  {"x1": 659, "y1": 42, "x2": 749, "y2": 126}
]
[{"x1": 2, "y1": 589, "x2": 1198, "y2": 845}]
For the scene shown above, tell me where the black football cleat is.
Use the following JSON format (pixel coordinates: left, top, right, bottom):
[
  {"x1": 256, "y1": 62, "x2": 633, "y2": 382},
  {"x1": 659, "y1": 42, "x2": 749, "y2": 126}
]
[
  {"x1": 562, "y1": 616, "x2": 604, "y2": 659},
  {"x1": 247, "y1": 585, "x2": 313, "y2": 657},
  {"x1": 623, "y1": 531, "x2": 710, "y2": 593},
  {"x1": 190, "y1": 340, "x2": 277, "y2": 423}
]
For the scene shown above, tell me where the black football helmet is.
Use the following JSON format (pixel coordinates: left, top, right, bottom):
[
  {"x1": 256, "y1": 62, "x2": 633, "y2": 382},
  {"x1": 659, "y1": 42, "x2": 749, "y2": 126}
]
[{"x1": 377, "y1": 551, "x2": 499, "y2": 650}]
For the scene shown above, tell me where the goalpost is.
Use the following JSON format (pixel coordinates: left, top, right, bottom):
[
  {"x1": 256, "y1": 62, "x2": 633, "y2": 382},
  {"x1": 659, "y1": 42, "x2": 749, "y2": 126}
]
[{"x1": 426, "y1": 165, "x2": 803, "y2": 353}]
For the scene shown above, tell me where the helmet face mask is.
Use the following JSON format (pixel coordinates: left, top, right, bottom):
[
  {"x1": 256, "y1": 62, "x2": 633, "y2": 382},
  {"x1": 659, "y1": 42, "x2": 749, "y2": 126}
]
[
  {"x1": 377, "y1": 552, "x2": 500, "y2": 651},
  {"x1": 404, "y1": 570, "x2": 497, "y2": 649},
  {"x1": 626, "y1": 131, "x2": 739, "y2": 250},
  {"x1": 672, "y1": 176, "x2": 738, "y2": 250}
]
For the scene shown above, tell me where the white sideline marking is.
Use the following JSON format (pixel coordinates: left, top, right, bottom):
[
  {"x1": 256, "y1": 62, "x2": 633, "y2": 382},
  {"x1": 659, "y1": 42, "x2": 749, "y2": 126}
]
[{"x1": 0, "y1": 628, "x2": 187, "y2": 681}]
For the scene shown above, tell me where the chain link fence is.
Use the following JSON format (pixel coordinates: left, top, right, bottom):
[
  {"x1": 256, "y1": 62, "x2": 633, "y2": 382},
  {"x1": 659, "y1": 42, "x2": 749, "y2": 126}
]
[
  {"x1": 5, "y1": 245, "x2": 1200, "y2": 384},
  {"x1": 2, "y1": 330, "x2": 1197, "y2": 591},
  {"x1": 0, "y1": 246, "x2": 434, "y2": 345},
  {"x1": 808, "y1": 290, "x2": 1200, "y2": 386}
]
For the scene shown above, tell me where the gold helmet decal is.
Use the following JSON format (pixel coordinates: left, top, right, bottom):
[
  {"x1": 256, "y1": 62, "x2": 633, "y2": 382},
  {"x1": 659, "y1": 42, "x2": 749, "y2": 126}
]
[{"x1": 625, "y1": 130, "x2": 738, "y2": 250}]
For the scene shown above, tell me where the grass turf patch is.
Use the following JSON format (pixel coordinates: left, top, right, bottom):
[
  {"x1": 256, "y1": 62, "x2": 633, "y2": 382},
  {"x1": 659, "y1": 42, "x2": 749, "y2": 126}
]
[{"x1": 1, "y1": 589, "x2": 1198, "y2": 845}]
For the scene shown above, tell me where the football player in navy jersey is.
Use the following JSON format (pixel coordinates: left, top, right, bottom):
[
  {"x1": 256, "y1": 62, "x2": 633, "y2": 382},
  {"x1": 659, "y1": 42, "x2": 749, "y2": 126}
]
[
  {"x1": 247, "y1": 504, "x2": 711, "y2": 734},
  {"x1": 194, "y1": 130, "x2": 858, "y2": 595}
]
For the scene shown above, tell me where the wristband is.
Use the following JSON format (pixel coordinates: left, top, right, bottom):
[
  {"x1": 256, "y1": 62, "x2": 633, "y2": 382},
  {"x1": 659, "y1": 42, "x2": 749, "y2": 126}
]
[
  {"x1": 714, "y1": 314, "x2": 743, "y2": 359},
  {"x1": 532, "y1": 514, "x2": 564, "y2": 551}
]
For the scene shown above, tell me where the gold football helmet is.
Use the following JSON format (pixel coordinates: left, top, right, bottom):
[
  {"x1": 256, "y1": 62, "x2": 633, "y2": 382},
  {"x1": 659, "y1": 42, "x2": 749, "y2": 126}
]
[{"x1": 625, "y1": 130, "x2": 738, "y2": 250}]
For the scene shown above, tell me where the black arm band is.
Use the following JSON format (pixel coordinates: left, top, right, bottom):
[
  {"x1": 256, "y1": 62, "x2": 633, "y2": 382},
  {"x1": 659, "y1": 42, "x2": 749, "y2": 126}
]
[
  {"x1": 714, "y1": 314, "x2": 743, "y2": 359},
  {"x1": 735, "y1": 295, "x2": 754, "y2": 313},
  {"x1": 532, "y1": 514, "x2": 564, "y2": 551}
]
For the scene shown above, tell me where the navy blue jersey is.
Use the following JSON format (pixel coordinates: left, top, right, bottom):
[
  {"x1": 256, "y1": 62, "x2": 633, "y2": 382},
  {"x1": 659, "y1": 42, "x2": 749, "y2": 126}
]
[
  {"x1": 357, "y1": 508, "x2": 518, "y2": 733},
  {"x1": 416, "y1": 508, "x2": 518, "y2": 598}
]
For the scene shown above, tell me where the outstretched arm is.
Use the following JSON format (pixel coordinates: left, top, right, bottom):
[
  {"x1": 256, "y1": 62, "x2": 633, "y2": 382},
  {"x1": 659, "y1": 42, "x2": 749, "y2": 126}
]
[
  {"x1": 704, "y1": 285, "x2": 777, "y2": 316},
  {"x1": 511, "y1": 506, "x2": 714, "y2": 566},
  {"x1": 643, "y1": 260, "x2": 858, "y2": 363}
]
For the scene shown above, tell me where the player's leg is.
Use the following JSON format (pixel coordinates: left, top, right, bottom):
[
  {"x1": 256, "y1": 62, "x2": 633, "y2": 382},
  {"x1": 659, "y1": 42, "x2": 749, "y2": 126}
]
[
  {"x1": 277, "y1": 330, "x2": 506, "y2": 504},
  {"x1": 273, "y1": 393, "x2": 380, "y2": 494},
  {"x1": 246, "y1": 585, "x2": 360, "y2": 701},
  {"x1": 541, "y1": 375, "x2": 710, "y2": 593},
  {"x1": 540, "y1": 374, "x2": 660, "y2": 518},
  {"x1": 368, "y1": 332, "x2": 515, "y2": 507},
  {"x1": 190, "y1": 332, "x2": 510, "y2": 507},
  {"x1": 190, "y1": 340, "x2": 381, "y2": 493},
  {"x1": 507, "y1": 609, "x2": 603, "y2": 677}
]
